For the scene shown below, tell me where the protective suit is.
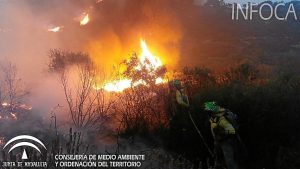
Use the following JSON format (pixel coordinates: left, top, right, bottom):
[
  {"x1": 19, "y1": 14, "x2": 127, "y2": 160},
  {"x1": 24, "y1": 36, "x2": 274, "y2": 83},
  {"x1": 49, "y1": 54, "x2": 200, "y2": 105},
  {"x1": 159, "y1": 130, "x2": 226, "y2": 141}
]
[
  {"x1": 205, "y1": 102, "x2": 239, "y2": 169},
  {"x1": 168, "y1": 80, "x2": 189, "y2": 117},
  {"x1": 167, "y1": 80, "x2": 190, "y2": 150}
]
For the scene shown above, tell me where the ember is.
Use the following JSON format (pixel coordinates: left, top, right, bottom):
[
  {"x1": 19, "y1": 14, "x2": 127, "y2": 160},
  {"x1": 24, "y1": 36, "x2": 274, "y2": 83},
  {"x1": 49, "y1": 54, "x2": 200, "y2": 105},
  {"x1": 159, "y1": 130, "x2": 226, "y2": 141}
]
[
  {"x1": 80, "y1": 14, "x2": 89, "y2": 26},
  {"x1": 48, "y1": 26, "x2": 61, "y2": 32}
]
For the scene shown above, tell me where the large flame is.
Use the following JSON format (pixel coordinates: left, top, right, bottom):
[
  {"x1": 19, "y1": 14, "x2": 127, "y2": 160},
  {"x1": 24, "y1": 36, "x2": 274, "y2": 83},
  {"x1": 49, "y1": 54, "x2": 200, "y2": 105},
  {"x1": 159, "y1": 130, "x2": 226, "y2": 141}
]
[
  {"x1": 139, "y1": 39, "x2": 163, "y2": 69},
  {"x1": 95, "y1": 39, "x2": 165, "y2": 92},
  {"x1": 102, "y1": 79, "x2": 131, "y2": 92},
  {"x1": 80, "y1": 14, "x2": 89, "y2": 26}
]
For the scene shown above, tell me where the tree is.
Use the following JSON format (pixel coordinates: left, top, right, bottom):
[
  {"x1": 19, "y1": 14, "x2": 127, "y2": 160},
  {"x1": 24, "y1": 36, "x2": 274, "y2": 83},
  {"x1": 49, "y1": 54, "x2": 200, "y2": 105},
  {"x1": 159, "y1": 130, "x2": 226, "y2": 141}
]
[
  {"x1": 48, "y1": 49, "x2": 114, "y2": 130},
  {"x1": 48, "y1": 49, "x2": 92, "y2": 72},
  {"x1": 60, "y1": 63, "x2": 114, "y2": 130},
  {"x1": 0, "y1": 62, "x2": 27, "y2": 112},
  {"x1": 114, "y1": 53, "x2": 168, "y2": 136}
]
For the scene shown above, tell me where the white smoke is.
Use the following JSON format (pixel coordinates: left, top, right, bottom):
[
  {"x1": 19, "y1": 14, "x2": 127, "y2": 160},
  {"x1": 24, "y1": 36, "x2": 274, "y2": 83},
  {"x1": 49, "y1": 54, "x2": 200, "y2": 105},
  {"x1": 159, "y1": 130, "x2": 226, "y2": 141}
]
[{"x1": 194, "y1": 0, "x2": 208, "y2": 6}]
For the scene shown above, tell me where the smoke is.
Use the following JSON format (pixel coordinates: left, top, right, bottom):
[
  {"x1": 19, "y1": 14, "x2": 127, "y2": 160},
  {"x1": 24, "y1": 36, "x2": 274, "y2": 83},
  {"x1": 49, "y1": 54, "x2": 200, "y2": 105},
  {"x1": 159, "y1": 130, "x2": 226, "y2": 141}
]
[
  {"x1": 194, "y1": 0, "x2": 208, "y2": 6},
  {"x1": 0, "y1": 0, "x2": 176, "y2": 105},
  {"x1": 61, "y1": 0, "x2": 186, "y2": 72},
  {"x1": 0, "y1": 0, "x2": 236, "y2": 79},
  {"x1": 0, "y1": 0, "x2": 238, "y2": 118}
]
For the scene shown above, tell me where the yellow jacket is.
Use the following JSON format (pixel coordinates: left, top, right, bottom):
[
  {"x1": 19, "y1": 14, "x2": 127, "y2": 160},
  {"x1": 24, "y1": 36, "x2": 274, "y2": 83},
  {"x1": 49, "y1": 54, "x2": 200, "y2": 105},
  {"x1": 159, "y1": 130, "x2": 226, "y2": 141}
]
[{"x1": 210, "y1": 115, "x2": 236, "y2": 139}]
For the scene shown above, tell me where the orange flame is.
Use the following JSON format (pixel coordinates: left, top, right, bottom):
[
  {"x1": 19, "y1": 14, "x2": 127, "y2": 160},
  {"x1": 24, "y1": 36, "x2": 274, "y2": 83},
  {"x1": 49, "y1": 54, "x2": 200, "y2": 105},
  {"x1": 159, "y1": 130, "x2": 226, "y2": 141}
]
[
  {"x1": 101, "y1": 79, "x2": 132, "y2": 92},
  {"x1": 80, "y1": 14, "x2": 89, "y2": 26},
  {"x1": 95, "y1": 39, "x2": 166, "y2": 92},
  {"x1": 139, "y1": 39, "x2": 162, "y2": 70}
]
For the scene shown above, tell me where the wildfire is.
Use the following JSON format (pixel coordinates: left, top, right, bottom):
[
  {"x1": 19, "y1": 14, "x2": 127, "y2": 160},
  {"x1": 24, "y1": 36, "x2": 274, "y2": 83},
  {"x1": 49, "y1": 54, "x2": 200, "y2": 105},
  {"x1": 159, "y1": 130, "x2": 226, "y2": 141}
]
[
  {"x1": 96, "y1": 39, "x2": 166, "y2": 92},
  {"x1": 48, "y1": 26, "x2": 61, "y2": 32},
  {"x1": 80, "y1": 14, "x2": 90, "y2": 26}
]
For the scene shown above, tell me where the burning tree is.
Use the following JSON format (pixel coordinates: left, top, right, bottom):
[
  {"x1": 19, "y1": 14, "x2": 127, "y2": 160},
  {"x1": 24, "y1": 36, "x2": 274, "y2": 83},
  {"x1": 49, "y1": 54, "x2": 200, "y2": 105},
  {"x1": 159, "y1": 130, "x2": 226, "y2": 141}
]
[
  {"x1": 114, "y1": 53, "x2": 169, "y2": 136},
  {"x1": 89, "y1": 39, "x2": 170, "y2": 136},
  {"x1": 100, "y1": 39, "x2": 166, "y2": 92},
  {"x1": 50, "y1": 39, "x2": 169, "y2": 135}
]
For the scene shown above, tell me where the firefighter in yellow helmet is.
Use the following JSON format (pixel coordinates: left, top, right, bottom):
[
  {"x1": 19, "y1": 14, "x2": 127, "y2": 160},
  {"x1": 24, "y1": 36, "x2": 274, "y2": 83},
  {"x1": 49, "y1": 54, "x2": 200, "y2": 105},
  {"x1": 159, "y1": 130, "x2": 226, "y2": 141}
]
[{"x1": 204, "y1": 102, "x2": 239, "y2": 169}]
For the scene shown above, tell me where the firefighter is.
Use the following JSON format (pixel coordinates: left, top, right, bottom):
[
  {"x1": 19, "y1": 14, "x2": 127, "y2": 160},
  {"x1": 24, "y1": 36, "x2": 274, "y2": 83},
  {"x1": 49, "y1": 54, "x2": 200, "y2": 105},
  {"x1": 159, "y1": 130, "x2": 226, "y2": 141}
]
[
  {"x1": 173, "y1": 80, "x2": 189, "y2": 108},
  {"x1": 168, "y1": 80, "x2": 190, "y2": 131},
  {"x1": 166, "y1": 79, "x2": 191, "y2": 154},
  {"x1": 204, "y1": 101, "x2": 239, "y2": 169},
  {"x1": 168, "y1": 80, "x2": 189, "y2": 117}
]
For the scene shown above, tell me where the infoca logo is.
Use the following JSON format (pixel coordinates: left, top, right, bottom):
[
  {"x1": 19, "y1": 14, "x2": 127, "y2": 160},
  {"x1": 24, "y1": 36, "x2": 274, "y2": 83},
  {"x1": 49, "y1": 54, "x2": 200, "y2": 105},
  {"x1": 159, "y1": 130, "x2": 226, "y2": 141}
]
[
  {"x1": 232, "y1": 2, "x2": 299, "y2": 21},
  {"x1": 2, "y1": 135, "x2": 48, "y2": 168}
]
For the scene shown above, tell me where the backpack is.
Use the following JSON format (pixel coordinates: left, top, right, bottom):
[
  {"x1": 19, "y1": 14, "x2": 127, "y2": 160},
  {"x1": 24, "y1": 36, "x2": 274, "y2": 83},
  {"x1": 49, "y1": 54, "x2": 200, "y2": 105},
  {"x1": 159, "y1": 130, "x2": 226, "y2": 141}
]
[{"x1": 223, "y1": 110, "x2": 239, "y2": 130}]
